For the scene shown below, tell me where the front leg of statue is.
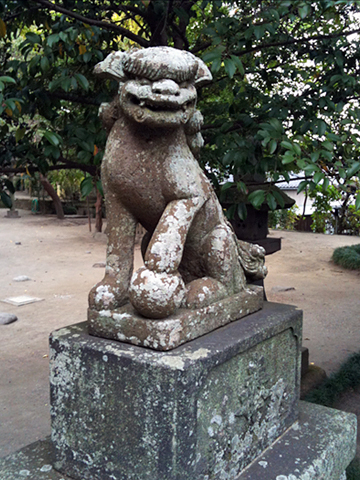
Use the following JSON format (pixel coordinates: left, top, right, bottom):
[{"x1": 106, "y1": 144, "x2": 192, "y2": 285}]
[
  {"x1": 129, "y1": 197, "x2": 204, "y2": 318},
  {"x1": 89, "y1": 194, "x2": 136, "y2": 311}
]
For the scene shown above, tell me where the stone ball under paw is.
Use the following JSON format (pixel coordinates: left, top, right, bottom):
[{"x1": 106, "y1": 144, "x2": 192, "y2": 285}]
[{"x1": 129, "y1": 267, "x2": 185, "y2": 319}]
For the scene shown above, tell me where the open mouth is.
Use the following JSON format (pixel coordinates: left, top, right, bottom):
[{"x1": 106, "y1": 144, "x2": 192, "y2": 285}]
[{"x1": 129, "y1": 95, "x2": 195, "y2": 113}]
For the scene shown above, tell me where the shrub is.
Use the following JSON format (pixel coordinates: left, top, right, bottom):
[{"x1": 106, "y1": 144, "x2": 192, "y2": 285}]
[{"x1": 332, "y1": 244, "x2": 360, "y2": 270}]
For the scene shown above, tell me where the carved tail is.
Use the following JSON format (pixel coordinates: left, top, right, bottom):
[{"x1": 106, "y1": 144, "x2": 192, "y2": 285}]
[{"x1": 237, "y1": 239, "x2": 268, "y2": 281}]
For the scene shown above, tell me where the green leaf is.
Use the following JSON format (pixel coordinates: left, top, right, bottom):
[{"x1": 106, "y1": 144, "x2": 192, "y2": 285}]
[
  {"x1": 224, "y1": 203, "x2": 236, "y2": 219},
  {"x1": 267, "y1": 192, "x2": 277, "y2": 211},
  {"x1": 59, "y1": 31, "x2": 68, "y2": 42},
  {"x1": 347, "y1": 162, "x2": 360, "y2": 178},
  {"x1": 0, "y1": 76, "x2": 16, "y2": 85},
  {"x1": 254, "y1": 24, "x2": 266, "y2": 40},
  {"x1": 211, "y1": 57, "x2": 221, "y2": 73},
  {"x1": 248, "y1": 190, "x2": 265, "y2": 209},
  {"x1": 47, "y1": 33, "x2": 59, "y2": 47},
  {"x1": 80, "y1": 176, "x2": 94, "y2": 198},
  {"x1": 237, "y1": 202, "x2": 247, "y2": 220},
  {"x1": 230, "y1": 55, "x2": 244, "y2": 76},
  {"x1": 5, "y1": 99, "x2": 16, "y2": 110},
  {"x1": 282, "y1": 154, "x2": 294, "y2": 165},
  {"x1": 43, "y1": 131, "x2": 61, "y2": 146},
  {"x1": 310, "y1": 151, "x2": 320, "y2": 163},
  {"x1": 74, "y1": 73, "x2": 89, "y2": 91},
  {"x1": 281, "y1": 141, "x2": 293, "y2": 150},
  {"x1": 273, "y1": 190, "x2": 285, "y2": 208},
  {"x1": 355, "y1": 194, "x2": 360, "y2": 211},
  {"x1": 298, "y1": 5, "x2": 310, "y2": 18},
  {"x1": 26, "y1": 32, "x2": 41, "y2": 44},
  {"x1": 4, "y1": 179, "x2": 15, "y2": 194},
  {"x1": 269, "y1": 139, "x2": 277, "y2": 154},
  {"x1": 224, "y1": 58, "x2": 236, "y2": 79},
  {"x1": 293, "y1": 143, "x2": 301, "y2": 156},
  {"x1": 313, "y1": 172, "x2": 324, "y2": 184},
  {"x1": 202, "y1": 46, "x2": 225, "y2": 63},
  {"x1": 221, "y1": 181, "x2": 233, "y2": 192},
  {"x1": 322, "y1": 140, "x2": 333, "y2": 151},
  {"x1": 83, "y1": 52, "x2": 92, "y2": 63},
  {"x1": 304, "y1": 164, "x2": 317, "y2": 174},
  {"x1": 322, "y1": 177, "x2": 330, "y2": 192},
  {"x1": 236, "y1": 181, "x2": 247, "y2": 194},
  {"x1": 318, "y1": 120, "x2": 327, "y2": 136},
  {"x1": 15, "y1": 128, "x2": 26, "y2": 142},
  {"x1": 1, "y1": 191, "x2": 12, "y2": 208},
  {"x1": 40, "y1": 56, "x2": 50, "y2": 72}
]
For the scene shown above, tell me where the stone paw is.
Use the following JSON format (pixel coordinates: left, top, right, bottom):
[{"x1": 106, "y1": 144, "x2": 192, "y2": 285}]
[
  {"x1": 88, "y1": 279, "x2": 128, "y2": 311},
  {"x1": 129, "y1": 267, "x2": 185, "y2": 319},
  {"x1": 183, "y1": 277, "x2": 227, "y2": 309}
]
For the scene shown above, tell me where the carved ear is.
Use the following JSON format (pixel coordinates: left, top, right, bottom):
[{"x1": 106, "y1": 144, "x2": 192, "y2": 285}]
[
  {"x1": 93, "y1": 51, "x2": 128, "y2": 82},
  {"x1": 194, "y1": 58, "x2": 212, "y2": 87}
]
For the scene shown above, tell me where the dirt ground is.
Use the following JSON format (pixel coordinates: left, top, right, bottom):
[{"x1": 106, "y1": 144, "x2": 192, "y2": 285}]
[{"x1": 1, "y1": 209, "x2": 360, "y2": 458}]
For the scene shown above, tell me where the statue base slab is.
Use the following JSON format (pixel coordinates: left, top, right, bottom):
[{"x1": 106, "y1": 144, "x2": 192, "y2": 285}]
[
  {"x1": 0, "y1": 402, "x2": 356, "y2": 480},
  {"x1": 88, "y1": 284, "x2": 263, "y2": 350}
]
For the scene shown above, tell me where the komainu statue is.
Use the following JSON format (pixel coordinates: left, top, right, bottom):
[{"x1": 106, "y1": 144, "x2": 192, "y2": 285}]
[{"x1": 88, "y1": 47, "x2": 267, "y2": 349}]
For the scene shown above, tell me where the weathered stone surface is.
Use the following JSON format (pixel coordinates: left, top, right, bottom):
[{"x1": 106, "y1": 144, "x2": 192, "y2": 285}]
[
  {"x1": 88, "y1": 284, "x2": 263, "y2": 350},
  {"x1": 0, "y1": 402, "x2": 355, "y2": 480},
  {"x1": 0, "y1": 312, "x2": 18, "y2": 325},
  {"x1": 88, "y1": 46, "x2": 267, "y2": 327},
  {"x1": 0, "y1": 438, "x2": 72, "y2": 479},
  {"x1": 50, "y1": 302, "x2": 302, "y2": 480},
  {"x1": 238, "y1": 401, "x2": 357, "y2": 480}
]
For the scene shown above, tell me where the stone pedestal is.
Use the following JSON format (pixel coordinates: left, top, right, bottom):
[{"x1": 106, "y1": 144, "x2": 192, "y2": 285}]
[
  {"x1": 0, "y1": 402, "x2": 356, "y2": 480},
  {"x1": 50, "y1": 302, "x2": 302, "y2": 480},
  {"x1": 5, "y1": 209, "x2": 20, "y2": 218}
]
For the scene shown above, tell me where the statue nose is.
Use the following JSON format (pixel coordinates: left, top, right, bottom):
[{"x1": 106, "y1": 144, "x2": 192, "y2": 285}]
[{"x1": 152, "y1": 79, "x2": 180, "y2": 96}]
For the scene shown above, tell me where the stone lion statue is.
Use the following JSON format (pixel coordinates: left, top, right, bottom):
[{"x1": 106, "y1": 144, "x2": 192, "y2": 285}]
[{"x1": 89, "y1": 46, "x2": 267, "y2": 320}]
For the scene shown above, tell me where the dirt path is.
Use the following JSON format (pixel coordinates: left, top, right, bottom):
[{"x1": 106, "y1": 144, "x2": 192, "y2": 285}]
[{"x1": 1, "y1": 210, "x2": 360, "y2": 458}]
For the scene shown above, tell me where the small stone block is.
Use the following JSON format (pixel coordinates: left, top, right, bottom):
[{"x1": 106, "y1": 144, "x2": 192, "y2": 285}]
[
  {"x1": 0, "y1": 438, "x2": 72, "y2": 479},
  {"x1": 301, "y1": 346, "x2": 309, "y2": 376},
  {"x1": 88, "y1": 284, "x2": 264, "y2": 350},
  {"x1": 5, "y1": 210, "x2": 20, "y2": 218},
  {"x1": 1, "y1": 296, "x2": 44, "y2": 306},
  {"x1": 0, "y1": 312, "x2": 18, "y2": 325},
  {"x1": 50, "y1": 302, "x2": 302, "y2": 480},
  {"x1": 13, "y1": 275, "x2": 32, "y2": 282},
  {"x1": 238, "y1": 401, "x2": 357, "y2": 480}
]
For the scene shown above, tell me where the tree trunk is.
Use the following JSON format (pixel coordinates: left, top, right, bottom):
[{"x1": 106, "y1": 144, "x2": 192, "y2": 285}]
[
  {"x1": 95, "y1": 188, "x2": 103, "y2": 232},
  {"x1": 39, "y1": 174, "x2": 64, "y2": 220}
]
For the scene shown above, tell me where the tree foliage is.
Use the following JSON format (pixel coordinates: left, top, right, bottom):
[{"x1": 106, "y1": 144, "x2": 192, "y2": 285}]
[{"x1": 1, "y1": 0, "x2": 360, "y2": 214}]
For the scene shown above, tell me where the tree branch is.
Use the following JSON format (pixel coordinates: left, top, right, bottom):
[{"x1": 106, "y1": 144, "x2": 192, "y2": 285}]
[
  {"x1": 237, "y1": 27, "x2": 360, "y2": 57},
  {"x1": 31, "y1": 0, "x2": 150, "y2": 47},
  {"x1": 1, "y1": 159, "x2": 97, "y2": 176}
]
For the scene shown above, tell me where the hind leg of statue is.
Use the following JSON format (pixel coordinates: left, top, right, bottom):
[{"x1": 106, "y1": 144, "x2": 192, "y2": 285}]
[
  {"x1": 183, "y1": 223, "x2": 247, "y2": 309},
  {"x1": 89, "y1": 194, "x2": 137, "y2": 311}
]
